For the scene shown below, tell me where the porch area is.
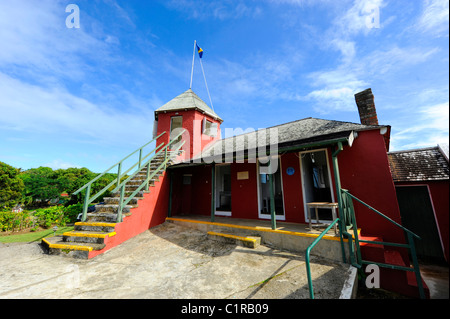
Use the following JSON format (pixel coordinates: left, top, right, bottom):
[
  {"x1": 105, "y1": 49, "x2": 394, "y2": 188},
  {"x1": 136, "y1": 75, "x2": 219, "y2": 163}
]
[{"x1": 166, "y1": 215, "x2": 349, "y2": 263}]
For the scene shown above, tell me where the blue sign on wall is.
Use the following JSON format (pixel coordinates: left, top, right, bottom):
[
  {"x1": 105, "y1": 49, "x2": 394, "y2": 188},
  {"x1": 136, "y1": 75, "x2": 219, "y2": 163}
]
[{"x1": 286, "y1": 167, "x2": 295, "y2": 176}]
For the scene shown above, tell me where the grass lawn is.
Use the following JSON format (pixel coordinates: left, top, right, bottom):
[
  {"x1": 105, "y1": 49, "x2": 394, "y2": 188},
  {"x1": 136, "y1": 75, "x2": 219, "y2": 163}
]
[{"x1": 0, "y1": 226, "x2": 74, "y2": 244}]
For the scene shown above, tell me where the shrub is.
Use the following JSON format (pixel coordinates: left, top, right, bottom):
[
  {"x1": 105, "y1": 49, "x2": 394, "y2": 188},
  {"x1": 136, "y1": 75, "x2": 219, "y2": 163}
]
[
  {"x1": 0, "y1": 211, "x2": 33, "y2": 232},
  {"x1": 34, "y1": 206, "x2": 68, "y2": 228},
  {"x1": 63, "y1": 203, "x2": 83, "y2": 223}
]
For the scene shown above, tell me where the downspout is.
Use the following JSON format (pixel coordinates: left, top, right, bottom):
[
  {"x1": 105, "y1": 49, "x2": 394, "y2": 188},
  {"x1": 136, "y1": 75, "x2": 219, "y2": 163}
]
[
  {"x1": 269, "y1": 173, "x2": 276, "y2": 230},
  {"x1": 331, "y1": 141, "x2": 346, "y2": 263},
  {"x1": 167, "y1": 170, "x2": 173, "y2": 218},
  {"x1": 211, "y1": 164, "x2": 215, "y2": 222}
]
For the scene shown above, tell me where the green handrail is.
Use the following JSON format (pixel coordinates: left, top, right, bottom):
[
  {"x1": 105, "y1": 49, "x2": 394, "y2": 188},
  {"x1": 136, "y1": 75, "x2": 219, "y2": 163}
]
[
  {"x1": 340, "y1": 189, "x2": 425, "y2": 299},
  {"x1": 341, "y1": 189, "x2": 420, "y2": 239},
  {"x1": 73, "y1": 132, "x2": 167, "y2": 222},
  {"x1": 115, "y1": 135, "x2": 186, "y2": 222},
  {"x1": 305, "y1": 218, "x2": 341, "y2": 299},
  {"x1": 74, "y1": 129, "x2": 186, "y2": 223},
  {"x1": 116, "y1": 141, "x2": 185, "y2": 222},
  {"x1": 73, "y1": 131, "x2": 166, "y2": 197}
]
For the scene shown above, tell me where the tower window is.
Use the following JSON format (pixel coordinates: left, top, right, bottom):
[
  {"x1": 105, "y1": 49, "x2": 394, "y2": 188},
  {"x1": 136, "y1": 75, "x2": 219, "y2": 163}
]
[
  {"x1": 170, "y1": 116, "x2": 183, "y2": 144},
  {"x1": 202, "y1": 118, "x2": 218, "y2": 137}
]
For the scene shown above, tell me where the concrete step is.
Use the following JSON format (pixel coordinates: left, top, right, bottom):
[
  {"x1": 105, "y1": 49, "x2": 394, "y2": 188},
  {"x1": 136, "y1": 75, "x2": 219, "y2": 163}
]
[
  {"x1": 127, "y1": 179, "x2": 153, "y2": 186},
  {"x1": 86, "y1": 211, "x2": 130, "y2": 223},
  {"x1": 62, "y1": 230, "x2": 116, "y2": 244},
  {"x1": 75, "y1": 221, "x2": 116, "y2": 233},
  {"x1": 42, "y1": 236, "x2": 105, "y2": 259},
  {"x1": 95, "y1": 204, "x2": 134, "y2": 213},
  {"x1": 104, "y1": 196, "x2": 142, "y2": 205},
  {"x1": 207, "y1": 231, "x2": 261, "y2": 248},
  {"x1": 110, "y1": 190, "x2": 146, "y2": 198}
]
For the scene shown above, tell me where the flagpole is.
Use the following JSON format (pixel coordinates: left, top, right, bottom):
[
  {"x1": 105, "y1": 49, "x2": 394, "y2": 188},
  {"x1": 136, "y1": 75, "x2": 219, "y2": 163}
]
[
  {"x1": 199, "y1": 57, "x2": 214, "y2": 111},
  {"x1": 189, "y1": 40, "x2": 196, "y2": 89}
]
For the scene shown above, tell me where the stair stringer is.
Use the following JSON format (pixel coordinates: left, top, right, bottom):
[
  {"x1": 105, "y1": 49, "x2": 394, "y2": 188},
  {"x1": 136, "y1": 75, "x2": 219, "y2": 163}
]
[
  {"x1": 87, "y1": 171, "x2": 170, "y2": 259},
  {"x1": 358, "y1": 232, "x2": 430, "y2": 299}
]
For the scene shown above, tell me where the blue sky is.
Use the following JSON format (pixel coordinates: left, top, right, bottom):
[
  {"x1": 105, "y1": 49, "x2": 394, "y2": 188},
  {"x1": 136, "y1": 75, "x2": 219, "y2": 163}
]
[{"x1": 0, "y1": 0, "x2": 448, "y2": 173}]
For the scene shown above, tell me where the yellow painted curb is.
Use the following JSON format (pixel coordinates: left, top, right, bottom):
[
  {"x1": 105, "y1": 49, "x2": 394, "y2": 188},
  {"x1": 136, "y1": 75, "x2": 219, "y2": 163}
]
[
  {"x1": 42, "y1": 238, "x2": 93, "y2": 252},
  {"x1": 207, "y1": 231, "x2": 257, "y2": 243},
  {"x1": 167, "y1": 217, "x2": 346, "y2": 242},
  {"x1": 63, "y1": 231, "x2": 116, "y2": 238}
]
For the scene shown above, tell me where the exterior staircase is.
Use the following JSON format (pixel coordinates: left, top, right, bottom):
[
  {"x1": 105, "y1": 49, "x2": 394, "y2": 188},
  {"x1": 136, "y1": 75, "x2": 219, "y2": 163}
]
[
  {"x1": 42, "y1": 145, "x2": 180, "y2": 259},
  {"x1": 340, "y1": 189, "x2": 430, "y2": 299},
  {"x1": 359, "y1": 234, "x2": 430, "y2": 299}
]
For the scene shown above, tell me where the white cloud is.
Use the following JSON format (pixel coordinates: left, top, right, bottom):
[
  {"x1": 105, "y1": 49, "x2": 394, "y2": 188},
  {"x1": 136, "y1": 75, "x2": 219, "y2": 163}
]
[
  {"x1": 416, "y1": 0, "x2": 449, "y2": 37},
  {"x1": 43, "y1": 159, "x2": 81, "y2": 170},
  {"x1": 0, "y1": 0, "x2": 118, "y2": 81},
  {"x1": 390, "y1": 102, "x2": 449, "y2": 150},
  {"x1": 334, "y1": 0, "x2": 385, "y2": 36},
  {"x1": 165, "y1": 0, "x2": 262, "y2": 20},
  {"x1": 0, "y1": 72, "x2": 154, "y2": 146}
]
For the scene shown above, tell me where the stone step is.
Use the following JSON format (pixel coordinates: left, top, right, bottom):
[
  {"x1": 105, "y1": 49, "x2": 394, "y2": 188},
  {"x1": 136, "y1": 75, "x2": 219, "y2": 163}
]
[
  {"x1": 86, "y1": 211, "x2": 130, "y2": 223},
  {"x1": 95, "y1": 204, "x2": 134, "y2": 213},
  {"x1": 207, "y1": 231, "x2": 261, "y2": 249},
  {"x1": 62, "y1": 230, "x2": 116, "y2": 244},
  {"x1": 42, "y1": 236, "x2": 105, "y2": 259},
  {"x1": 75, "y1": 221, "x2": 116, "y2": 233},
  {"x1": 127, "y1": 179, "x2": 153, "y2": 186},
  {"x1": 124, "y1": 184, "x2": 152, "y2": 192},
  {"x1": 104, "y1": 196, "x2": 142, "y2": 205},
  {"x1": 110, "y1": 190, "x2": 146, "y2": 198}
]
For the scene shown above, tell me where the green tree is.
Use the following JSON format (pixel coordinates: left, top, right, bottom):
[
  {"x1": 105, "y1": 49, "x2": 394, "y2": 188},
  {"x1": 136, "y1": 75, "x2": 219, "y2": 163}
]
[
  {"x1": 55, "y1": 167, "x2": 117, "y2": 205},
  {"x1": 20, "y1": 167, "x2": 65, "y2": 204},
  {"x1": 0, "y1": 162, "x2": 25, "y2": 208}
]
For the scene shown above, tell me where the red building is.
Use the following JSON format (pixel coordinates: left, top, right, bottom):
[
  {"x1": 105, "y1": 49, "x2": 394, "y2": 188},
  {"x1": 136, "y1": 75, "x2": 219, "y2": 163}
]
[
  {"x1": 154, "y1": 88, "x2": 428, "y2": 298},
  {"x1": 163, "y1": 89, "x2": 395, "y2": 235},
  {"x1": 49, "y1": 88, "x2": 430, "y2": 298},
  {"x1": 388, "y1": 145, "x2": 449, "y2": 263}
]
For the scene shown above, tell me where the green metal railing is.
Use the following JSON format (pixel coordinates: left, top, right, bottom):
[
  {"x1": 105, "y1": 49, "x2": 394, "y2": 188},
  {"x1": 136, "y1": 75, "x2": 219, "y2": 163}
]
[
  {"x1": 305, "y1": 218, "x2": 342, "y2": 299},
  {"x1": 73, "y1": 130, "x2": 185, "y2": 223},
  {"x1": 113, "y1": 138, "x2": 185, "y2": 223},
  {"x1": 340, "y1": 189, "x2": 425, "y2": 299}
]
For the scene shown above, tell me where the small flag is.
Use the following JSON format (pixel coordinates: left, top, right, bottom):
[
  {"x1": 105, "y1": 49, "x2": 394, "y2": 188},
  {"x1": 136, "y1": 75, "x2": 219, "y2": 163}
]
[{"x1": 196, "y1": 44, "x2": 203, "y2": 59}]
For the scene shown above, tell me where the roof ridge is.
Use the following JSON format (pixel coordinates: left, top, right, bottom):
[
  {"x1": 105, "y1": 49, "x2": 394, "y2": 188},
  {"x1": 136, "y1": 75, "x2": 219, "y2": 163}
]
[
  {"x1": 155, "y1": 89, "x2": 223, "y2": 122},
  {"x1": 388, "y1": 146, "x2": 439, "y2": 154}
]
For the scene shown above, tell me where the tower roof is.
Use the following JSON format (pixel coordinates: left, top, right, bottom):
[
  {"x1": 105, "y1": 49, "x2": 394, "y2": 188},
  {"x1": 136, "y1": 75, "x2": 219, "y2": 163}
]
[{"x1": 155, "y1": 89, "x2": 223, "y2": 123}]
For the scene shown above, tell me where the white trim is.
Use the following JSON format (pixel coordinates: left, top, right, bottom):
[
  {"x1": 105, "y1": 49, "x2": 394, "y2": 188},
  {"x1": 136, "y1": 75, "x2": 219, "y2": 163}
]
[
  {"x1": 256, "y1": 156, "x2": 286, "y2": 221},
  {"x1": 299, "y1": 148, "x2": 335, "y2": 224},
  {"x1": 214, "y1": 163, "x2": 232, "y2": 217},
  {"x1": 170, "y1": 116, "x2": 183, "y2": 138},
  {"x1": 395, "y1": 184, "x2": 446, "y2": 260}
]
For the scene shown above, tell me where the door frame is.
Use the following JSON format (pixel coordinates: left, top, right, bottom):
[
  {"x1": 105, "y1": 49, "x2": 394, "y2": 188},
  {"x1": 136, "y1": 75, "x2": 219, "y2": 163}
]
[
  {"x1": 395, "y1": 184, "x2": 445, "y2": 261},
  {"x1": 299, "y1": 148, "x2": 335, "y2": 224},
  {"x1": 214, "y1": 163, "x2": 232, "y2": 217},
  {"x1": 256, "y1": 156, "x2": 286, "y2": 221}
]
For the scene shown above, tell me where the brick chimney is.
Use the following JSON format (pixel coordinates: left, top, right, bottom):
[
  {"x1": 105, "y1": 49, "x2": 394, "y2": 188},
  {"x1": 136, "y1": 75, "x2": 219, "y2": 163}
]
[{"x1": 355, "y1": 88, "x2": 378, "y2": 126}]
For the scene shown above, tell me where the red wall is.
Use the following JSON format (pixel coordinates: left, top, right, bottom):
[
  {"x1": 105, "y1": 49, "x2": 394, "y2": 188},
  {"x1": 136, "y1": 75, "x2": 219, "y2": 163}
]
[
  {"x1": 337, "y1": 130, "x2": 405, "y2": 244},
  {"x1": 156, "y1": 110, "x2": 221, "y2": 160},
  {"x1": 280, "y1": 152, "x2": 305, "y2": 223},
  {"x1": 230, "y1": 162, "x2": 259, "y2": 219},
  {"x1": 168, "y1": 128, "x2": 406, "y2": 247},
  {"x1": 171, "y1": 165, "x2": 212, "y2": 217},
  {"x1": 428, "y1": 180, "x2": 449, "y2": 262},
  {"x1": 88, "y1": 172, "x2": 170, "y2": 258}
]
